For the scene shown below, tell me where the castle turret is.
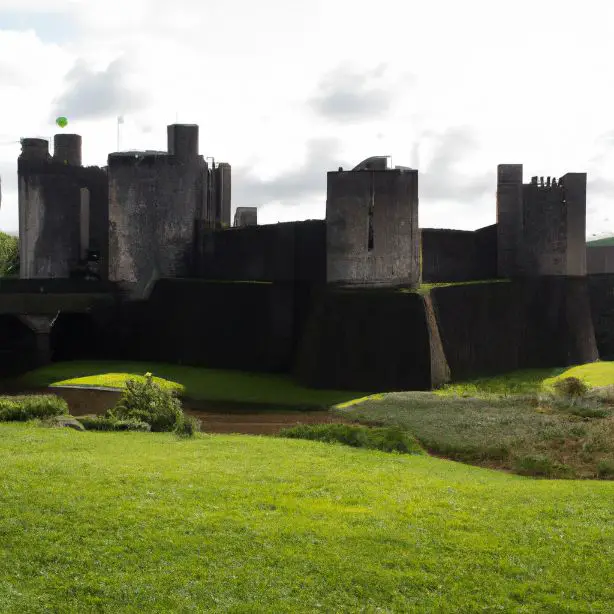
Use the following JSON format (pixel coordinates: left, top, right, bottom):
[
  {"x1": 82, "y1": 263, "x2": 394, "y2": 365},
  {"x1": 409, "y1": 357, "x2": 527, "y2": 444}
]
[
  {"x1": 108, "y1": 125, "x2": 207, "y2": 296},
  {"x1": 53, "y1": 134, "x2": 82, "y2": 166},
  {"x1": 326, "y1": 158, "x2": 420, "y2": 287},
  {"x1": 18, "y1": 136, "x2": 80, "y2": 278},
  {"x1": 167, "y1": 124, "x2": 199, "y2": 161}
]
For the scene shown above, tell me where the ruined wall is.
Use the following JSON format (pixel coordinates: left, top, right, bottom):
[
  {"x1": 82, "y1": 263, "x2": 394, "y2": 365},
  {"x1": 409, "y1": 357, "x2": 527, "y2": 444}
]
[
  {"x1": 587, "y1": 246, "x2": 614, "y2": 274},
  {"x1": 193, "y1": 220, "x2": 326, "y2": 282},
  {"x1": 431, "y1": 277, "x2": 598, "y2": 380},
  {"x1": 295, "y1": 288, "x2": 450, "y2": 392},
  {"x1": 326, "y1": 169, "x2": 420, "y2": 286},
  {"x1": 421, "y1": 225, "x2": 497, "y2": 283},
  {"x1": 108, "y1": 152, "x2": 205, "y2": 294}
]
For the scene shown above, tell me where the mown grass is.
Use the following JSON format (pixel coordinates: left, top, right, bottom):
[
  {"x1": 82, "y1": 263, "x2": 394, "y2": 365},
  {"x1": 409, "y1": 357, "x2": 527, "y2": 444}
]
[
  {"x1": 437, "y1": 361, "x2": 614, "y2": 397},
  {"x1": 335, "y1": 390, "x2": 614, "y2": 478},
  {"x1": 14, "y1": 361, "x2": 368, "y2": 409},
  {"x1": 1, "y1": 423, "x2": 613, "y2": 612}
]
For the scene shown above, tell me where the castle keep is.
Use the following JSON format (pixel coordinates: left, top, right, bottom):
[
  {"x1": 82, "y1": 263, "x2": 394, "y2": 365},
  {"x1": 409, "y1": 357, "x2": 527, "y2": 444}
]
[{"x1": 2, "y1": 123, "x2": 611, "y2": 390}]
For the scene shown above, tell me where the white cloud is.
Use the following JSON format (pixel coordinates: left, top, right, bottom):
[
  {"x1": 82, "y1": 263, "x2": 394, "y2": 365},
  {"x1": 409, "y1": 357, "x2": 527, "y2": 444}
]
[{"x1": 1, "y1": 0, "x2": 614, "y2": 239}]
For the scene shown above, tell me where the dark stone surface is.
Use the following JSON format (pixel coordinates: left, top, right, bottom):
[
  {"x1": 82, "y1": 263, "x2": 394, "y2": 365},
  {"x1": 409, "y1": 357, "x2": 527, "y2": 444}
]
[
  {"x1": 294, "y1": 287, "x2": 450, "y2": 392},
  {"x1": 0, "y1": 315, "x2": 39, "y2": 377},
  {"x1": 193, "y1": 220, "x2": 326, "y2": 283},
  {"x1": 587, "y1": 274, "x2": 614, "y2": 359},
  {"x1": 118, "y1": 279, "x2": 295, "y2": 372},
  {"x1": 18, "y1": 159, "x2": 109, "y2": 280},
  {"x1": 432, "y1": 277, "x2": 599, "y2": 381},
  {"x1": 421, "y1": 225, "x2": 497, "y2": 283},
  {"x1": 326, "y1": 169, "x2": 420, "y2": 286},
  {"x1": 108, "y1": 154, "x2": 206, "y2": 293},
  {"x1": 587, "y1": 246, "x2": 614, "y2": 274}
]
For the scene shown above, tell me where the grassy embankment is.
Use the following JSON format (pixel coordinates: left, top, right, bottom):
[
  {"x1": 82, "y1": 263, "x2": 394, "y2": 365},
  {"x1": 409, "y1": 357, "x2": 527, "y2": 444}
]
[
  {"x1": 13, "y1": 359, "x2": 614, "y2": 477},
  {"x1": 335, "y1": 362, "x2": 614, "y2": 479},
  {"x1": 0, "y1": 422, "x2": 613, "y2": 612},
  {"x1": 14, "y1": 360, "x2": 368, "y2": 409}
]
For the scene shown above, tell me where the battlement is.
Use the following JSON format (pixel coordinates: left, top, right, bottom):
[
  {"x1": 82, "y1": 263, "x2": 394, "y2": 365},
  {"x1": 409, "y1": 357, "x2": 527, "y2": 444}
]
[{"x1": 530, "y1": 176, "x2": 564, "y2": 188}]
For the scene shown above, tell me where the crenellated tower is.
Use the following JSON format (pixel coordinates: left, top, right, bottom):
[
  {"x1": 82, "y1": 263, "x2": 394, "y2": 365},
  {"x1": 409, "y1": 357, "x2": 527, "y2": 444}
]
[{"x1": 497, "y1": 164, "x2": 587, "y2": 277}]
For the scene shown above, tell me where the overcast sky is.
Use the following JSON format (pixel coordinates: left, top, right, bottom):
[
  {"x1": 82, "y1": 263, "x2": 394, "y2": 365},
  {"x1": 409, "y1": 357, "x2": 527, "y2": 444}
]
[{"x1": 1, "y1": 0, "x2": 614, "y2": 239}]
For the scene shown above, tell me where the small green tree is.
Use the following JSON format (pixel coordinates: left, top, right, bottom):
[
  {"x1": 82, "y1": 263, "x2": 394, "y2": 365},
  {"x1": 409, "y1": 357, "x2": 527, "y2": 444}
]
[{"x1": 107, "y1": 373, "x2": 183, "y2": 432}]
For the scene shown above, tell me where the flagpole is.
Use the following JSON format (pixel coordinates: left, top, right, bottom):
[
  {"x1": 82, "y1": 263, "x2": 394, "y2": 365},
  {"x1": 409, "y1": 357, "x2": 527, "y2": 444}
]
[{"x1": 116, "y1": 116, "x2": 124, "y2": 151}]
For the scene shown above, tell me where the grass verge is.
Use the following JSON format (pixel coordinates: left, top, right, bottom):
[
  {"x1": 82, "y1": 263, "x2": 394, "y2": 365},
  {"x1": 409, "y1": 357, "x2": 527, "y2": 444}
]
[
  {"x1": 1, "y1": 423, "x2": 613, "y2": 612},
  {"x1": 13, "y1": 360, "x2": 368, "y2": 409}
]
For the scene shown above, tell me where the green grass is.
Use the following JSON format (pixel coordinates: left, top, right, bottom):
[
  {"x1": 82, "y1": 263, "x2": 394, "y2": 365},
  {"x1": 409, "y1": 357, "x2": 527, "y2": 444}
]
[
  {"x1": 0, "y1": 423, "x2": 613, "y2": 612},
  {"x1": 437, "y1": 361, "x2": 614, "y2": 397},
  {"x1": 334, "y1": 390, "x2": 614, "y2": 479},
  {"x1": 15, "y1": 361, "x2": 368, "y2": 409}
]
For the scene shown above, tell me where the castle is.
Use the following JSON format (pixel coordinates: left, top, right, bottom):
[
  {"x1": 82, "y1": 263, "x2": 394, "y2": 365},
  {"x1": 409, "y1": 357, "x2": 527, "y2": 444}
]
[{"x1": 2, "y1": 123, "x2": 613, "y2": 391}]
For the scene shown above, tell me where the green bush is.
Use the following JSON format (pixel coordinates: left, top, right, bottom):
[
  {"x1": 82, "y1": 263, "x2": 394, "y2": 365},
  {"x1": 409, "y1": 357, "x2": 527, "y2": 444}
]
[
  {"x1": 597, "y1": 459, "x2": 614, "y2": 479},
  {"x1": 174, "y1": 414, "x2": 201, "y2": 438},
  {"x1": 279, "y1": 423, "x2": 425, "y2": 455},
  {"x1": 553, "y1": 377, "x2": 589, "y2": 400},
  {"x1": 106, "y1": 373, "x2": 183, "y2": 432},
  {"x1": 0, "y1": 395, "x2": 68, "y2": 422},
  {"x1": 78, "y1": 416, "x2": 151, "y2": 432}
]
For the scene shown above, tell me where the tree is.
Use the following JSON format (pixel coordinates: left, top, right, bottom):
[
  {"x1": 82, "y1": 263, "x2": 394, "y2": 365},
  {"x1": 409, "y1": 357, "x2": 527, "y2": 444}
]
[{"x1": 0, "y1": 231, "x2": 19, "y2": 277}]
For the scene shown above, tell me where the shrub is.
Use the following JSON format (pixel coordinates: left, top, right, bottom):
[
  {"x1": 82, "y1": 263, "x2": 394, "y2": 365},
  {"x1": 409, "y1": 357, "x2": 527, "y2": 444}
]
[
  {"x1": 597, "y1": 459, "x2": 614, "y2": 479},
  {"x1": 279, "y1": 424, "x2": 425, "y2": 455},
  {"x1": 0, "y1": 395, "x2": 68, "y2": 422},
  {"x1": 553, "y1": 377, "x2": 589, "y2": 400},
  {"x1": 78, "y1": 416, "x2": 151, "y2": 432},
  {"x1": 174, "y1": 414, "x2": 201, "y2": 438},
  {"x1": 513, "y1": 454, "x2": 572, "y2": 478},
  {"x1": 106, "y1": 373, "x2": 183, "y2": 432}
]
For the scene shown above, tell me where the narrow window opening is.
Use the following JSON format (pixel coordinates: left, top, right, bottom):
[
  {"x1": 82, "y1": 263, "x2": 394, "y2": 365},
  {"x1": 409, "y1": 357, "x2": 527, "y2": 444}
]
[{"x1": 367, "y1": 175, "x2": 375, "y2": 251}]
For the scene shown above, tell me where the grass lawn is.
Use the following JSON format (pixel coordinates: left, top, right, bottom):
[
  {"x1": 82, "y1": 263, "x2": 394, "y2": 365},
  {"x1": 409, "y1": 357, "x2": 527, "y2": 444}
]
[
  {"x1": 1, "y1": 423, "x2": 613, "y2": 612},
  {"x1": 14, "y1": 361, "x2": 368, "y2": 409}
]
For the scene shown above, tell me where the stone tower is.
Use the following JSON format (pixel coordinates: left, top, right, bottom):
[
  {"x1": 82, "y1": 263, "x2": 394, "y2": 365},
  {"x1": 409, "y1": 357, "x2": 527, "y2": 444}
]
[
  {"x1": 497, "y1": 164, "x2": 587, "y2": 277},
  {"x1": 326, "y1": 157, "x2": 420, "y2": 286}
]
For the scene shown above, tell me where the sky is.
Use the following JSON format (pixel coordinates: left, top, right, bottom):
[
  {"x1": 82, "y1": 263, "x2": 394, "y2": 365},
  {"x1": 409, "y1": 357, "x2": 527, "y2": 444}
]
[{"x1": 1, "y1": 0, "x2": 614, "y2": 239}]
